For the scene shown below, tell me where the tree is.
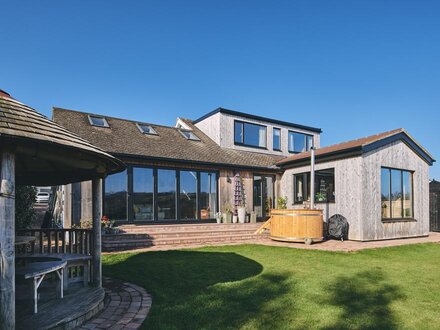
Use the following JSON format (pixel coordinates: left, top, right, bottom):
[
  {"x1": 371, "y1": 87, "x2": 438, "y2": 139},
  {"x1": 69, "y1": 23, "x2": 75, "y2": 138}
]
[{"x1": 15, "y1": 185, "x2": 37, "y2": 230}]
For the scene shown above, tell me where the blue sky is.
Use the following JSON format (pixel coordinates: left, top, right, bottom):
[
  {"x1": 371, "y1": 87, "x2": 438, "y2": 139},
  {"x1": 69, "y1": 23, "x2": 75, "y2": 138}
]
[{"x1": 1, "y1": 1, "x2": 439, "y2": 178}]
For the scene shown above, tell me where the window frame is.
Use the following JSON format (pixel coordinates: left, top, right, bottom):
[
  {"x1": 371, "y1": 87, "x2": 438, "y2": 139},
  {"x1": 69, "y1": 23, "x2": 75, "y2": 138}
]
[
  {"x1": 272, "y1": 127, "x2": 281, "y2": 151},
  {"x1": 381, "y1": 166, "x2": 415, "y2": 222},
  {"x1": 136, "y1": 123, "x2": 158, "y2": 135},
  {"x1": 103, "y1": 165, "x2": 219, "y2": 223},
  {"x1": 179, "y1": 129, "x2": 201, "y2": 141},
  {"x1": 234, "y1": 120, "x2": 267, "y2": 149},
  {"x1": 88, "y1": 115, "x2": 109, "y2": 128},
  {"x1": 288, "y1": 130, "x2": 313, "y2": 153},
  {"x1": 292, "y1": 168, "x2": 335, "y2": 204}
]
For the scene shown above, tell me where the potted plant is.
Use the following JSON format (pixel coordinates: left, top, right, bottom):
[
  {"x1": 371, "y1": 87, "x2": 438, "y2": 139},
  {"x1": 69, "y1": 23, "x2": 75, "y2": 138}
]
[
  {"x1": 222, "y1": 204, "x2": 233, "y2": 223},
  {"x1": 215, "y1": 212, "x2": 223, "y2": 224},
  {"x1": 101, "y1": 215, "x2": 116, "y2": 235},
  {"x1": 276, "y1": 196, "x2": 287, "y2": 209},
  {"x1": 315, "y1": 192, "x2": 326, "y2": 202},
  {"x1": 237, "y1": 203, "x2": 246, "y2": 224}
]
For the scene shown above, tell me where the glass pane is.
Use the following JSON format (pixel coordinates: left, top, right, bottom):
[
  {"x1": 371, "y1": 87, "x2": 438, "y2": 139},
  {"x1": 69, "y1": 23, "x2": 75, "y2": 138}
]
[
  {"x1": 90, "y1": 116, "x2": 107, "y2": 127},
  {"x1": 253, "y1": 176, "x2": 263, "y2": 217},
  {"x1": 243, "y1": 123, "x2": 266, "y2": 147},
  {"x1": 273, "y1": 128, "x2": 281, "y2": 150},
  {"x1": 402, "y1": 171, "x2": 413, "y2": 218},
  {"x1": 294, "y1": 173, "x2": 310, "y2": 203},
  {"x1": 234, "y1": 122, "x2": 243, "y2": 143},
  {"x1": 264, "y1": 176, "x2": 274, "y2": 215},
  {"x1": 133, "y1": 168, "x2": 154, "y2": 221},
  {"x1": 180, "y1": 171, "x2": 197, "y2": 220},
  {"x1": 200, "y1": 172, "x2": 217, "y2": 219},
  {"x1": 104, "y1": 170, "x2": 127, "y2": 221},
  {"x1": 381, "y1": 168, "x2": 391, "y2": 218},
  {"x1": 391, "y1": 169, "x2": 402, "y2": 218},
  {"x1": 157, "y1": 169, "x2": 176, "y2": 220},
  {"x1": 314, "y1": 169, "x2": 335, "y2": 202},
  {"x1": 306, "y1": 135, "x2": 313, "y2": 149}
]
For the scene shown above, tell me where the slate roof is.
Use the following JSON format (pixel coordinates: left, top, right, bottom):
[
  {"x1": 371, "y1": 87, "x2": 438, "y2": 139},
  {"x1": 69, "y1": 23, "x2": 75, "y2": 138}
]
[
  {"x1": 277, "y1": 128, "x2": 435, "y2": 166},
  {"x1": 52, "y1": 107, "x2": 283, "y2": 170},
  {"x1": 0, "y1": 90, "x2": 125, "y2": 184}
]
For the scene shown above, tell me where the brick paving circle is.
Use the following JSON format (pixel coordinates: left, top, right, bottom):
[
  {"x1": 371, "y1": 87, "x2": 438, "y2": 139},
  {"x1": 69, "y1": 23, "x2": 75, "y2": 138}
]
[{"x1": 77, "y1": 277, "x2": 152, "y2": 330}]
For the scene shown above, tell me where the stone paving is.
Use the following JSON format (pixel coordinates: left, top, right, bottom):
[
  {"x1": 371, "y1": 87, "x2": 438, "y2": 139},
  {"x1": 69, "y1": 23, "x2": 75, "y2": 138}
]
[
  {"x1": 104, "y1": 231, "x2": 440, "y2": 254},
  {"x1": 77, "y1": 277, "x2": 152, "y2": 330}
]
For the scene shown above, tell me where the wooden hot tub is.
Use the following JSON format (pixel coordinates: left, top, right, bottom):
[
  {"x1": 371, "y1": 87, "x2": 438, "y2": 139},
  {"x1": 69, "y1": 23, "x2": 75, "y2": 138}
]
[{"x1": 270, "y1": 209, "x2": 324, "y2": 244}]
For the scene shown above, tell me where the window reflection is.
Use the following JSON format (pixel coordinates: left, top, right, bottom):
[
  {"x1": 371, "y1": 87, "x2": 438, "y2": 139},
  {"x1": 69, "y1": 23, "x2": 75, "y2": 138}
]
[
  {"x1": 157, "y1": 169, "x2": 176, "y2": 220},
  {"x1": 180, "y1": 171, "x2": 197, "y2": 220},
  {"x1": 200, "y1": 172, "x2": 217, "y2": 219},
  {"x1": 133, "y1": 168, "x2": 154, "y2": 221},
  {"x1": 104, "y1": 170, "x2": 127, "y2": 220}
]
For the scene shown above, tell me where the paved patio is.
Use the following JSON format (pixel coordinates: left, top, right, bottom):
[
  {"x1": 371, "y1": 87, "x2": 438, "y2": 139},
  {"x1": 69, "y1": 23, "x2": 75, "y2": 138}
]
[
  {"x1": 76, "y1": 277, "x2": 152, "y2": 330},
  {"x1": 104, "y1": 232, "x2": 440, "y2": 253}
]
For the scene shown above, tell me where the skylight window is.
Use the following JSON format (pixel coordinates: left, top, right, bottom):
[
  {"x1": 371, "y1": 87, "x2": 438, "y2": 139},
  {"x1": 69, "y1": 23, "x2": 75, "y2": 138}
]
[
  {"x1": 136, "y1": 123, "x2": 158, "y2": 135},
  {"x1": 88, "y1": 115, "x2": 109, "y2": 127},
  {"x1": 179, "y1": 129, "x2": 200, "y2": 141}
]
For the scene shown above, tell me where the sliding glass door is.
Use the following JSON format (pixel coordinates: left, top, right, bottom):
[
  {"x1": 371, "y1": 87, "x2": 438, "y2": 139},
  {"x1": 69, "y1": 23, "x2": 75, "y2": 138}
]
[
  {"x1": 133, "y1": 168, "x2": 154, "y2": 221},
  {"x1": 105, "y1": 166, "x2": 218, "y2": 222},
  {"x1": 253, "y1": 175, "x2": 274, "y2": 218},
  {"x1": 180, "y1": 171, "x2": 198, "y2": 220},
  {"x1": 157, "y1": 169, "x2": 177, "y2": 220}
]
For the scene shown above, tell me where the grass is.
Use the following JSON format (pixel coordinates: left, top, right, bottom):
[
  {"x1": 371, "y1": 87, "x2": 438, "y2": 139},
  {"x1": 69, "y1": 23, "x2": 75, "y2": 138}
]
[{"x1": 103, "y1": 243, "x2": 440, "y2": 329}]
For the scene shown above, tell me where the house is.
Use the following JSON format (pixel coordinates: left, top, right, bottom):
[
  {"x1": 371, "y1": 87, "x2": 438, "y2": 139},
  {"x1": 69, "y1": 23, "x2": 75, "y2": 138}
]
[
  {"x1": 53, "y1": 107, "x2": 321, "y2": 225},
  {"x1": 53, "y1": 107, "x2": 435, "y2": 241},
  {"x1": 277, "y1": 129, "x2": 435, "y2": 240}
]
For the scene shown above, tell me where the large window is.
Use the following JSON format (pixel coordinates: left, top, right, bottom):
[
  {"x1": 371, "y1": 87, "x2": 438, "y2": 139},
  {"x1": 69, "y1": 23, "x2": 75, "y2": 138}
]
[
  {"x1": 234, "y1": 120, "x2": 267, "y2": 148},
  {"x1": 381, "y1": 167, "x2": 413, "y2": 219},
  {"x1": 180, "y1": 171, "x2": 198, "y2": 220},
  {"x1": 200, "y1": 172, "x2": 217, "y2": 219},
  {"x1": 273, "y1": 128, "x2": 281, "y2": 151},
  {"x1": 133, "y1": 168, "x2": 154, "y2": 221},
  {"x1": 105, "y1": 167, "x2": 218, "y2": 222},
  {"x1": 288, "y1": 131, "x2": 313, "y2": 153},
  {"x1": 104, "y1": 170, "x2": 128, "y2": 220},
  {"x1": 157, "y1": 169, "x2": 177, "y2": 220},
  {"x1": 293, "y1": 169, "x2": 335, "y2": 204}
]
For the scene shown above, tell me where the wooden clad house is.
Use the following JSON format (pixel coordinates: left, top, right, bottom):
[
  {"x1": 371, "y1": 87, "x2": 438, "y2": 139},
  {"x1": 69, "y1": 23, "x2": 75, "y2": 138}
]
[
  {"x1": 53, "y1": 106, "x2": 435, "y2": 242},
  {"x1": 277, "y1": 129, "x2": 435, "y2": 241}
]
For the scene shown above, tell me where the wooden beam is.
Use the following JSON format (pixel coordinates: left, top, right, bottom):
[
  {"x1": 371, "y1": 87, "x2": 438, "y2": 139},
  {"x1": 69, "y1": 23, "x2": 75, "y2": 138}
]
[
  {"x1": 92, "y1": 178, "x2": 102, "y2": 288},
  {"x1": 0, "y1": 150, "x2": 15, "y2": 329}
]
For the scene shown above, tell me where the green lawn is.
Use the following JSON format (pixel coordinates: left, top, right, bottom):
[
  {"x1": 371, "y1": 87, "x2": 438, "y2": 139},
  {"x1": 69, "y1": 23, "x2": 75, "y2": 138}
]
[{"x1": 103, "y1": 243, "x2": 440, "y2": 329}]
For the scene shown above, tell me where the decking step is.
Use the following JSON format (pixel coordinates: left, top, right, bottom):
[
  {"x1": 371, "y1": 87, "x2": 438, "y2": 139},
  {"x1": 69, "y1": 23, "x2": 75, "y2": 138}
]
[
  {"x1": 102, "y1": 232, "x2": 269, "y2": 252},
  {"x1": 109, "y1": 229, "x2": 258, "y2": 240},
  {"x1": 119, "y1": 223, "x2": 261, "y2": 233}
]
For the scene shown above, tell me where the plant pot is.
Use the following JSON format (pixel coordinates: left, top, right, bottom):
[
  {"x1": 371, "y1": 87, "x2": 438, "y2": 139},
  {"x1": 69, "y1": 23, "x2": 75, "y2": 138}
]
[
  {"x1": 238, "y1": 207, "x2": 246, "y2": 223},
  {"x1": 232, "y1": 215, "x2": 238, "y2": 223},
  {"x1": 216, "y1": 217, "x2": 222, "y2": 224},
  {"x1": 223, "y1": 213, "x2": 232, "y2": 223}
]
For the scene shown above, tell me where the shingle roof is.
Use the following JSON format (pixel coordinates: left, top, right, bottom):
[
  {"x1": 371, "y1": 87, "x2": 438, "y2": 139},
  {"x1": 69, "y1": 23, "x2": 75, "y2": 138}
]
[
  {"x1": 0, "y1": 91, "x2": 125, "y2": 185},
  {"x1": 276, "y1": 128, "x2": 435, "y2": 166},
  {"x1": 52, "y1": 108, "x2": 283, "y2": 170}
]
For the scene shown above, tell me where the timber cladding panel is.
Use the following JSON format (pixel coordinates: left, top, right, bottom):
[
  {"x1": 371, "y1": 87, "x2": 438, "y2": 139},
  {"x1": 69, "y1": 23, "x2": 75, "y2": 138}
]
[
  {"x1": 280, "y1": 158, "x2": 363, "y2": 240},
  {"x1": 361, "y1": 140, "x2": 430, "y2": 240}
]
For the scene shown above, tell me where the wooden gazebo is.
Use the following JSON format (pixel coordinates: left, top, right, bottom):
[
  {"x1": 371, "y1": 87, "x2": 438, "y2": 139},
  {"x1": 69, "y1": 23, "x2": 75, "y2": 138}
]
[{"x1": 0, "y1": 90, "x2": 125, "y2": 329}]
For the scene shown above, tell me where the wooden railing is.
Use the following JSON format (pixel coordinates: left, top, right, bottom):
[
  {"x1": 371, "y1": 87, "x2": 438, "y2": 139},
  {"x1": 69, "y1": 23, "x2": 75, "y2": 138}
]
[{"x1": 16, "y1": 229, "x2": 94, "y2": 255}]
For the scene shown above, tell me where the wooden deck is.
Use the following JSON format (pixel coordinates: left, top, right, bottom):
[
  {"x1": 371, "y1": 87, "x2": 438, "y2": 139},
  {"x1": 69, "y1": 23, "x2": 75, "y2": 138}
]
[{"x1": 16, "y1": 283, "x2": 104, "y2": 329}]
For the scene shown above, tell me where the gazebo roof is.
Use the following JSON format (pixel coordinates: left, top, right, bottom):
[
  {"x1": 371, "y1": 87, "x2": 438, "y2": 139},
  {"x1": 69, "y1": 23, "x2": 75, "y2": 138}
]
[{"x1": 0, "y1": 90, "x2": 125, "y2": 185}]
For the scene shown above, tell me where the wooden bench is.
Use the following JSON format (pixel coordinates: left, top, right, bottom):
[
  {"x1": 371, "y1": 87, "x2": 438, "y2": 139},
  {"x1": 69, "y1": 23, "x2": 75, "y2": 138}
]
[
  {"x1": 16, "y1": 259, "x2": 66, "y2": 313},
  {"x1": 17, "y1": 254, "x2": 92, "y2": 290}
]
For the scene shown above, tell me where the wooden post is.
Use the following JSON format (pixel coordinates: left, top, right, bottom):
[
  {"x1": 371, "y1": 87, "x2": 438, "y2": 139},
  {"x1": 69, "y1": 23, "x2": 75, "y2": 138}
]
[
  {"x1": 92, "y1": 178, "x2": 102, "y2": 288},
  {"x1": 0, "y1": 150, "x2": 15, "y2": 329}
]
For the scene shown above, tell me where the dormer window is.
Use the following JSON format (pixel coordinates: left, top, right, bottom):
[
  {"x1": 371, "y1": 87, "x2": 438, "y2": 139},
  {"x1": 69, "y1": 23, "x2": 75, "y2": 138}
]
[
  {"x1": 234, "y1": 120, "x2": 267, "y2": 149},
  {"x1": 136, "y1": 123, "x2": 158, "y2": 135},
  {"x1": 88, "y1": 115, "x2": 109, "y2": 127},
  {"x1": 179, "y1": 129, "x2": 200, "y2": 141}
]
